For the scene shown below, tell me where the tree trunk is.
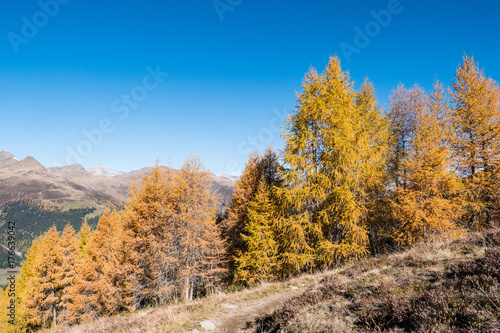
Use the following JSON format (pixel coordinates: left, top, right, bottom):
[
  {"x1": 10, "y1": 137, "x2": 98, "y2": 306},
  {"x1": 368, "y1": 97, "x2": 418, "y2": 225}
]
[
  {"x1": 53, "y1": 305, "x2": 57, "y2": 328},
  {"x1": 184, "y1": 277, "x2": 190, "y2": 303}
]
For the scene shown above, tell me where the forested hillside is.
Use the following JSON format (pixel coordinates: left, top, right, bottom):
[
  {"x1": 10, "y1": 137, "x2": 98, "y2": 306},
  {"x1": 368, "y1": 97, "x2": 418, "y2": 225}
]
[
  {"x1": 0, "y1": 199, "x2": 100, "y2": 264},
  {"x1": 0, "y1": 247, "x2": 22, "y2": 270}
]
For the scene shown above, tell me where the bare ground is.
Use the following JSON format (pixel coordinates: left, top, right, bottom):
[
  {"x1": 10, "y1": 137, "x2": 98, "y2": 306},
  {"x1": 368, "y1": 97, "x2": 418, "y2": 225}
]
[
  {"x1": 48, "y1": 272, "x2": 330, "y2": 333},
  {"x1": 210, "y1": 286, "x2": 303, "y2": 333}
]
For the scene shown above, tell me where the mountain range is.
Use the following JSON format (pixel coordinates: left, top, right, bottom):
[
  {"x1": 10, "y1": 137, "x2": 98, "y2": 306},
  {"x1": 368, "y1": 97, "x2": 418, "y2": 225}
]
[{"x1": 0, "y1": 150, "x2": 236, "y2": 208}]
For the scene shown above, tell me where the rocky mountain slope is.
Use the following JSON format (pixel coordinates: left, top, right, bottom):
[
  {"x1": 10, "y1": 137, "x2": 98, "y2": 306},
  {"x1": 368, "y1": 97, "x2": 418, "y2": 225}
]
[
  {"x1": 0, "y1": 154, "x2": 119, "y2": 207},
  {"x1": 0, "y1": 150, "x2": 236, "y2": 207}
]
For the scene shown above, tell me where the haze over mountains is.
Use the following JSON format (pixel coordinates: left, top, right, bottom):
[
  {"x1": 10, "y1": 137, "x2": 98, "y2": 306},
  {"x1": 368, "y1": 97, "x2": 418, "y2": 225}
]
[{"x1": 0, "y1": 150, "x2": 236, "y2": 207}]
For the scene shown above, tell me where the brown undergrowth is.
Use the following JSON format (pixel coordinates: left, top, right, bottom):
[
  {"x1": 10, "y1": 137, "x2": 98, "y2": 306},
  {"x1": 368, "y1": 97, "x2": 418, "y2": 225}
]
[
  {"x1": 255, "y1": 229, "x2": 500, "y2": 332},
  {"x1": 46, "y1": 229, "x2": 500, "y2": 333}
]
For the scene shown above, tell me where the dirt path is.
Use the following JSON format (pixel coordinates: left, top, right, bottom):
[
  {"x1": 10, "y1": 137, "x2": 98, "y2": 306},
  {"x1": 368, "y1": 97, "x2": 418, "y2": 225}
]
[
  {"x1": 210, "y1": 287, "x2": 302, "y2": 333},
  {"x1": 187, "y1": 273, "x2": 331, "y2": 333}
]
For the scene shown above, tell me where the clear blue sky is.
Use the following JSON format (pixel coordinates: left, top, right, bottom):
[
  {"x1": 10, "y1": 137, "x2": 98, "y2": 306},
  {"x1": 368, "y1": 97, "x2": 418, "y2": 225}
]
[{"x1": 1, "y1": 0, "x2": 499, "y2": 175}]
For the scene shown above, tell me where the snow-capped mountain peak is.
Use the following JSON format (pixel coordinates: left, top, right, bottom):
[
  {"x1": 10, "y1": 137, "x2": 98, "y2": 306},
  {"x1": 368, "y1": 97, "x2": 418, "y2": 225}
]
[
  {"x1": 88, "y1": 163, "x2": 124, "y2": 177},
  {"x1": 0, "y1": 150, "x2": 20, "y2": 162},
  {"x1": 216, "y1": 173, "x2": 240, "y2": 181}
]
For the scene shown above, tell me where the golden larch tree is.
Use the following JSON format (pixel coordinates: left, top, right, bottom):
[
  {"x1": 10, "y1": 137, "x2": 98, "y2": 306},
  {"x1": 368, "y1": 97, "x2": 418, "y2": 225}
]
[
  {"x1": 173, "y1": 155, "x2": 226, "y2": 302},
  {"x1": 224, "y1": 148, "x2": 283, "y2": 274},
  {"x1": 123, "y1": 156, "x2": 226, "y2": 307},
  {"x1": 280, "y1": 56, "x2": 388, "y2": 267},
  {"x1": 77, "y1": 220, "x2": 92, "y2": 257},
  {"x1": 122, "y1": 163, "x2": 177, "y2": 308},
  {"x1": 17, "y1": 227, "x2": 62, "y2": 331},
  {"x1": 450, "y1": 54, "x2": 500, "y2": 228},
  {"x1": 16, "y1": 237, "x2": 42, "y2": 332},
  {"x1": 391, "y1": 82, "x2": 464, "y2": 245},
  {"x1": 355, "y1": 79, "x2": 391, "y2": 254},
  {"x1": 68, "y1": 211, "x2": 125, "y2": 323},
  {"x1": 55, "y1": 225, "x2": 79, "y2": 326},
  {"x1": 234, "y1": 179, "x2": 281, "y2": 284},
  {"x1": 224, "y1": 151, "x2": 261, "y2": 269},
  {"x1": 388, "y1": 83, "x2": 426, "y2": 189}
]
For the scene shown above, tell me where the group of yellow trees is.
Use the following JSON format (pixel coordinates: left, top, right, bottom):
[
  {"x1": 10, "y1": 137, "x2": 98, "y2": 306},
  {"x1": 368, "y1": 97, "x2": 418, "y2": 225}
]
[
  {"x1": 6, "y1": 157, "x2": 226, "y2": 332},
  {"x1": 3, "y1": 54, "x2": 499, "y2": 331},
  {"x1": 226, "y1": 54, "x2": 500, "y2": 283}
]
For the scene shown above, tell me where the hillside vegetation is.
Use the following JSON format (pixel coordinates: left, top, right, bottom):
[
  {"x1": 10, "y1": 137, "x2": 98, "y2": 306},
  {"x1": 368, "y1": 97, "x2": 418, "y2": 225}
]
[
  {"x1": 42, "y1": 228, "x2": 500, "y2": 333},
  {"x1": 5, "y1": 54, "x2": 500, "y2": 332},
  {"x1": 0, "y1": 199, "x2": 101, "y2": 262}
]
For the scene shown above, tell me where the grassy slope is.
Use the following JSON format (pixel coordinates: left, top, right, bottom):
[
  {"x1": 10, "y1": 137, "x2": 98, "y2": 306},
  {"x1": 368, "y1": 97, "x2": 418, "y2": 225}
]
[
  {"x1": 0, "y1": 268, "x2": 20, "y2": 290},
  {"x1": 49, "y1": 229, "x2": 500, "y2": 333},
  {"x1": 61, "y1": 200, "x2": 108, "y2": 221}
]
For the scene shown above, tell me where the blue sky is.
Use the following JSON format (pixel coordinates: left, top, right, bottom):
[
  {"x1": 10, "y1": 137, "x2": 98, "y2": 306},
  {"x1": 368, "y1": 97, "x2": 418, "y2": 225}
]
[{"x1": 1, "y1": 0, "x2": 499, "y2": 175}]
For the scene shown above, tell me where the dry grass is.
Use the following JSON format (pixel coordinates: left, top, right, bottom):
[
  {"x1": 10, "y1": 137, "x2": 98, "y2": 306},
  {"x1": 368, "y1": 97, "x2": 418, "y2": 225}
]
[
  {"x1": 46, "y1": 229, "x2": 500, "y2": 333},
  {"x1": 256, "y1": 228, "x2": 500, "y2": 332},
  {"x1": 46, "y1": 272, "x2": 328, "y2": 333}
]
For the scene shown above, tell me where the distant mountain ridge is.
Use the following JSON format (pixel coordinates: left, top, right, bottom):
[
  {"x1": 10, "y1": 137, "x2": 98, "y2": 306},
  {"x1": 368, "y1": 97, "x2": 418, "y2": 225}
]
[
  {"x1": 0, "y1": 150, "x2": 236, "y2": 207},
  {"x1": 0, "y1": 152, "x2": 119, "y2": 207},
  {"x1": 217, "y1": 173, "x2": 240, "y2": 181},
  {"x1": 88, "y1": 163, "x2": 125, "y2": 177}
]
